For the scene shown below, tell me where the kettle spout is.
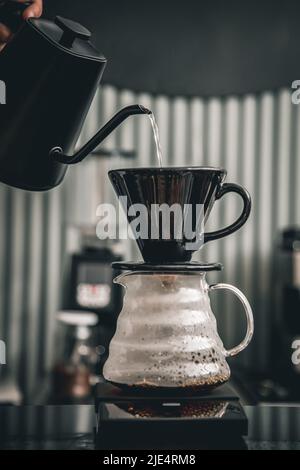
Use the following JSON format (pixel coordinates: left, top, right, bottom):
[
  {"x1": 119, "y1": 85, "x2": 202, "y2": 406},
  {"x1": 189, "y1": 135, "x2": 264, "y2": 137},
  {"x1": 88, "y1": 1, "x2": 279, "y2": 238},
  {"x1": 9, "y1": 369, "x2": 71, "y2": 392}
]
[{"x1": 50, "y1": 104, "x2": 152, "y2": 165}]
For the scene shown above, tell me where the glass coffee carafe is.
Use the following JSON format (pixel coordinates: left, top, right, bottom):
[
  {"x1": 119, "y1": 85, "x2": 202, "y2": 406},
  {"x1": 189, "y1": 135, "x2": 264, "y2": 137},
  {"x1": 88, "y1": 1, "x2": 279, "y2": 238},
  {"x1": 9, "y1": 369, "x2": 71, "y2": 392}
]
[{"x1": 103, "y1": 268, "x2": 254, "y2": 390}]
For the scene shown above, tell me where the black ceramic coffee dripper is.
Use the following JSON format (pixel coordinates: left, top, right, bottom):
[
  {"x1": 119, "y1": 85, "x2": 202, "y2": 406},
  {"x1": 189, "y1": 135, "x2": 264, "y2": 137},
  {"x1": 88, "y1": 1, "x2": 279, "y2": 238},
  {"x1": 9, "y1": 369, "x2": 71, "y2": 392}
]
[{"x1": 109, "y1": 167, "x2": 251, "y2": 263}]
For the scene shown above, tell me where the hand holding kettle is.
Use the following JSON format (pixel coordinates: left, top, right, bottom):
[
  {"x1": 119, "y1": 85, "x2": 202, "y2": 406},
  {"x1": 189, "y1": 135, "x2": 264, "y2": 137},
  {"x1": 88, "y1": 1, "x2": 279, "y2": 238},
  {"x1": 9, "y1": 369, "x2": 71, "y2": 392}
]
[
  {"x1": 0, "y1": 0, "x2": 42, "y2": 50},
  {"x1": 0, "y1": 1, "x2": 151, "y2": 191}
]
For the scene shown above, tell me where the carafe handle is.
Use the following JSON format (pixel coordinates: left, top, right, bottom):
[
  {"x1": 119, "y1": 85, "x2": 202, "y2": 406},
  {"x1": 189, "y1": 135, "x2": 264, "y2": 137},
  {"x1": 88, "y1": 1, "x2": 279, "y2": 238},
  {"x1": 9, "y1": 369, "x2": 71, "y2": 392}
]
[{"x1": 209, "y1": 283, "x2": 254, "y2": 357}]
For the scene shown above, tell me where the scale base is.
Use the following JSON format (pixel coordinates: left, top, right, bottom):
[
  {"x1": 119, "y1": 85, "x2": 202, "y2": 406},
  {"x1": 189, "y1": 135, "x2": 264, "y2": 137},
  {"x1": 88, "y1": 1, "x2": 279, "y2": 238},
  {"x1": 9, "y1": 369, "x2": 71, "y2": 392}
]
[{"x1": 95, "y1": 382, "x2": 248, "y2": 450}]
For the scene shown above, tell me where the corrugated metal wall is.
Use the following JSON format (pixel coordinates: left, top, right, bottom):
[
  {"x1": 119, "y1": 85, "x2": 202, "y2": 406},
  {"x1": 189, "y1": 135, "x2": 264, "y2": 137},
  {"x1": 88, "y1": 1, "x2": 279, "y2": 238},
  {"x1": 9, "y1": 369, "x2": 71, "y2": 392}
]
[
  {"x1": 0, "y1": 85, "x2": 299, "y2": 397},
  {"x1": 0, "y1": 185, "x2": 66, "y2": 396}
]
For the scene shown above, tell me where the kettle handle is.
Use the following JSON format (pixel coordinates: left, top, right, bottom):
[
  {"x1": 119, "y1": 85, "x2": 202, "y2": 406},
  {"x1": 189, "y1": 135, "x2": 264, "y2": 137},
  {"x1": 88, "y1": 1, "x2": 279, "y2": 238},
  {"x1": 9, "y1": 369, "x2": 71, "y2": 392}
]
[{"x1": 209, "y1": 283, "x2": 254, "y2": 357}]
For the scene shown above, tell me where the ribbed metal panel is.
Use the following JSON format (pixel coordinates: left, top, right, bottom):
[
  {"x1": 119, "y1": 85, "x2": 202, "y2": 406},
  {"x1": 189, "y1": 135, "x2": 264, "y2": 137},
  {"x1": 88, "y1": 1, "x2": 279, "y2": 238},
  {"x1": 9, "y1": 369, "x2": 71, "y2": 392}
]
[
  {"x1": 0, "y1": 187, "x2": 65, "y2": 396},
  {"x1": 0, "y1": 85, "x2": 297, "y2": 396},
  {"x1": 247, "y1": 405, "x2": 300, "y2": 445}
]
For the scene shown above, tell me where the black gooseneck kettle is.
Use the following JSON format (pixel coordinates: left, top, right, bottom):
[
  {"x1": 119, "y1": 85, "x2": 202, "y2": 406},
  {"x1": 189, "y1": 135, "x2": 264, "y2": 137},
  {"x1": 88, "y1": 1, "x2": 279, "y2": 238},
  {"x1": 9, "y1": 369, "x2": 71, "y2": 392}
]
[{"x1": 0, "y1": 1, "x2": 151, "y2": 191}]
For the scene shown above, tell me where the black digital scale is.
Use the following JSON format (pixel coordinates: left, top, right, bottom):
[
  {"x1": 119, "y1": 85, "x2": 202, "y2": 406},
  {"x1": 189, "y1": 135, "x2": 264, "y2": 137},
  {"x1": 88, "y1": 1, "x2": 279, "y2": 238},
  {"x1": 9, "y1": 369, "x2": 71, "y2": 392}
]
[{"x1": 95, "y1": 382, "x2": 248, "y2": 449}]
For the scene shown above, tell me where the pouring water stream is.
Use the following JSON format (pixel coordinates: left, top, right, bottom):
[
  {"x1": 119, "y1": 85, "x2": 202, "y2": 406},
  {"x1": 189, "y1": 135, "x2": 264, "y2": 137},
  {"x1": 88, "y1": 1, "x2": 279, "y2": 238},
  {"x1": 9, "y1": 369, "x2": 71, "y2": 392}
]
[{"x1": 148, "y1": 113, "x2": 163, "y2": 167}]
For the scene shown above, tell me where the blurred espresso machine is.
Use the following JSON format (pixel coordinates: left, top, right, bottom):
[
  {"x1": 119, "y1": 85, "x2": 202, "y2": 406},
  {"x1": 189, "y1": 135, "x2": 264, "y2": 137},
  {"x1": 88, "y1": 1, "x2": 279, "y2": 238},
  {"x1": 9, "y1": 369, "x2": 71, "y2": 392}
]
[{"x1": 63, "y1": 149, "x2": 135, "y2": 363}]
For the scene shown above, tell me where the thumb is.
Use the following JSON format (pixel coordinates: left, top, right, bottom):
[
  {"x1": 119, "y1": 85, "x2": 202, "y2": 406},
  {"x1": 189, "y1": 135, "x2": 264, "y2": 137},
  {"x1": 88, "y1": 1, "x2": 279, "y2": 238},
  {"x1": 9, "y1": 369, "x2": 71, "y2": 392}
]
[{"x1": 22, "y1": 0, "x2": 43, "y2": 20}]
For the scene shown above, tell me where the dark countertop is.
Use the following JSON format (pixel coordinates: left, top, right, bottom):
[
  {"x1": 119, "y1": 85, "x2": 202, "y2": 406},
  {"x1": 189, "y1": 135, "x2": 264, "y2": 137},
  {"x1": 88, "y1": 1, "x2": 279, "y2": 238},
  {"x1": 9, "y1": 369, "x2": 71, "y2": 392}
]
[{"x1": 0, "y1": 404, "x2": 300, "y2": 450}]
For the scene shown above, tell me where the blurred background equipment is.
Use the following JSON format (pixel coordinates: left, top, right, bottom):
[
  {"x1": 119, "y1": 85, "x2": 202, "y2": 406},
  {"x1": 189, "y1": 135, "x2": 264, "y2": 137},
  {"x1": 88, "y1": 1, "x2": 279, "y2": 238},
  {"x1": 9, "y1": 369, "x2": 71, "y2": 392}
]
[
  {"x1": 67, "y1": 243, "x2": 121, "y2": 323},
  {"x1": 63, "y1": 149, "x2": 136, "y2": 361},
  {"x1": 51, "y1": 311, "x2": 103, "y2": 403}
]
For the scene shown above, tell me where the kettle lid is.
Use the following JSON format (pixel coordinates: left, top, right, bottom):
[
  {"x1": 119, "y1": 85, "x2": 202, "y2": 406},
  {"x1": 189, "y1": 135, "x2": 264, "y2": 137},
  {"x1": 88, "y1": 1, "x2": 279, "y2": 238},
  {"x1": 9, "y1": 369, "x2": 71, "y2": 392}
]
[{"x1": 29, "y1": 15, "x2": 106, "y2": 62}]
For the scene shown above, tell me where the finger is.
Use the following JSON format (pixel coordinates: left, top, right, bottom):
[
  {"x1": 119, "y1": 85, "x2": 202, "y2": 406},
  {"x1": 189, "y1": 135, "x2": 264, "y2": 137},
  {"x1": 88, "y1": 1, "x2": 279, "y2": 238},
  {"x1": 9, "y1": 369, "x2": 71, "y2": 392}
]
[
  {"x1": 22, "y1": 0, "x2": 43, "y2": 19},
  {"x1": 0, "y1": 23, "x2": 11, "y2": 43}
]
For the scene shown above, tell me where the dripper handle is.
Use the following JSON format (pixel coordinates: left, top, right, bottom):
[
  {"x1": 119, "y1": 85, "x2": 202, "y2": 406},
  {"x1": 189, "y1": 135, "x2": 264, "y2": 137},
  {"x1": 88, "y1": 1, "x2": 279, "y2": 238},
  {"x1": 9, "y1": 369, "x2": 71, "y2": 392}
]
[
  {"x1": 209, "y1": 283, "x2": 254, "y2": 357},
  {"x1": 204, "y1": 183, "x2": 251, "y2": 243}
]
